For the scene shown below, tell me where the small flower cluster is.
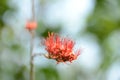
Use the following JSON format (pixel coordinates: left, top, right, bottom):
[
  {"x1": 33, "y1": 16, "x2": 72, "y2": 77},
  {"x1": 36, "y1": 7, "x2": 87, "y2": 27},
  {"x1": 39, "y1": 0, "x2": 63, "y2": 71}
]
[{"x1": 44, "y1": 32, "x2": 80, "y2": 63}]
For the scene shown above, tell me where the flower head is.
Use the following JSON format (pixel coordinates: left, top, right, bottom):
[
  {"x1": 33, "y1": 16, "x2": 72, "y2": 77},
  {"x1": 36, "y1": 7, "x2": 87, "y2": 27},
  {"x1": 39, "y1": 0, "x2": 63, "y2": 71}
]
[
  {"x1": 26, "y1": 21, "x2": 37, "y2": 31},
  {"x1": 44, "y1": 32, "x2": 80, "y2": 63}
]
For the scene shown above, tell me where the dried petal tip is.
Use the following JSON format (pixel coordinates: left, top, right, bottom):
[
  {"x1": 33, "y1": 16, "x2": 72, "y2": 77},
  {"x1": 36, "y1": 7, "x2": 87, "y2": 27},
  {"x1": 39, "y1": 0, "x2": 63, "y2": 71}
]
[
  {"x1": 26, "y1": 21, "x2": 37, "y2": 31},
  {"x1": 44, "y1": 32, "x2": 81, "y2": 63}
]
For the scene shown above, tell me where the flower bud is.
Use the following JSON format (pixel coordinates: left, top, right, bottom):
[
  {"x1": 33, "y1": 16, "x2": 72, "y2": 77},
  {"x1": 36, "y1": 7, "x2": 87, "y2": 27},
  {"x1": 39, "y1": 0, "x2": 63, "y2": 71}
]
[{"x1": 26, "y1": 21, "x2": 37, "y2": 30}]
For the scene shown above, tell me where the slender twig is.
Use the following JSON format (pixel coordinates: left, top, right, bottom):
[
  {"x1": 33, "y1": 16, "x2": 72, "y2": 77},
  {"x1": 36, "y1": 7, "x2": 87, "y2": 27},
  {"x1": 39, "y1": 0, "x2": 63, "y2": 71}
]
[
  {"x1": 31, "y1": 0, "x2": 35, "y2": 21},
  {"x1": 30, "y1": 0, "x2": 35, "y2": 80},
  {"x1": 32, "y1": 53, "x2": 43, "y2": 58},
  {"x1": 30, "y1": 31, "x2": 35, "y2": 80}
]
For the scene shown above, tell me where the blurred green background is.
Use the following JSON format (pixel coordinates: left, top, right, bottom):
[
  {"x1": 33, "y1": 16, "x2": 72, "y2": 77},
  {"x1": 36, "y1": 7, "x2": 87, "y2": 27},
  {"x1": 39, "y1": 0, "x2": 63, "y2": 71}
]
[{"x1": 0, "y1": 0, "x2": 120, "y2": 80}]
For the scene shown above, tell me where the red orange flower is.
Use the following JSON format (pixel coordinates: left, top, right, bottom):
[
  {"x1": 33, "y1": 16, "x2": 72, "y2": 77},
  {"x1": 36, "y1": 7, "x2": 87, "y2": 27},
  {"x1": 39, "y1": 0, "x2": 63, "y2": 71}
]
[
  {"x1": 44, "y1": 32, "x2": 80, "y2": 63},
  {"x1": 26, "y1": 21, "x2": 37, "y2": 31}
]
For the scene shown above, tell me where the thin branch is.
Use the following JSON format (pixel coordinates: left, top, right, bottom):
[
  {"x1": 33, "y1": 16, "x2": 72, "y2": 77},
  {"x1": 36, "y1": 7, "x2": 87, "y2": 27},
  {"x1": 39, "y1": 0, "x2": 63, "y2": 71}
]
[
  {"x1": 31, "y1": 0, "x2": 35, "y2": 21},
  {"x1": 30, "y1": 31, "x2": 35, "y2": 80},
  {"x1": 30, "y1": 0, "x2": 35, "y2": 80},
  {"x1": 32, "y1": 53, "x2": 49, "y2": 59},
  {"x1": 32, "y1": 53, "x2": 44, "y2": 58}
]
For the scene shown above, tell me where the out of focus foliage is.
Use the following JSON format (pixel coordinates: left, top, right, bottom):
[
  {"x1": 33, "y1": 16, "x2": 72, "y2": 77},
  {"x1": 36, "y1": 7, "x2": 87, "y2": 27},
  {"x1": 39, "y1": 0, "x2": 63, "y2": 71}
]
[
  {"x1": 87, "y1": 0, "x2": 120, "y2": 41},
  {"x1": 86, "y1": 0, "x2": 120, "y2": 79},
  {"x1": 0, "y1": 0, "x2": 9, "y2": 29}
]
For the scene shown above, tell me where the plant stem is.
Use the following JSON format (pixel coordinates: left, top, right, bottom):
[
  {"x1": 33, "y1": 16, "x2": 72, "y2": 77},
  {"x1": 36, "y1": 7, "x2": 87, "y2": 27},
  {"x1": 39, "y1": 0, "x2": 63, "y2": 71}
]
[
  {"x1": 30, "y1": 0, "x2": 35, "y2": 80},
  {"x1": 32, "y1": 0, "x2": 35, "y2": 21},
  {"x1": 30, "y1": 31, "x2": 35, "y2": 80}
]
